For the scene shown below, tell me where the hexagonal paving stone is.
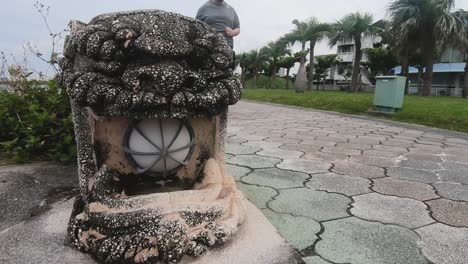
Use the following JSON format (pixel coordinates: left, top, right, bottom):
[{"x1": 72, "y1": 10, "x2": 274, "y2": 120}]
[
  {"x1": 241, "y1": 140, "x2": 284, "y2": 149},
  {"x1": 300, "y1": 140, "x2": 337, "y2": 148},
  {"x1": 373, "y1": 145, "x2": 408, "y2": 153},
  {"x1": 277, "y1": 159, "x2": 331, "y2": 174},
  {"x1": 351, "y1": 193, "x2": 434, "y2": 229},
  {"x1": 426, "y1": 199, "x2": 468, "y2": 227},
  {"x1": 336, "y1": 143, "x2": 372, "y2": 150},
  {"x1": 442, "y1": 155, "x2": 468, "y2": 164},
  {"x1": 256, "y1": 148, "x2": 303, "y2": 159},
  {"x1": 398, "y1": 159, "x2": 442, "y2": 171},
  {"x1": 386, "y1": 167, "x2": 439, "y2": 183},
  {"x1": 236, "y1": 182, "x2": 276, "y2": 210},
  {"x1": 409, "y1": 145, "x2": 444, "y2": 155},
  {"x1": 306, "y1": 172, "x2": 371, "y2": 196},
  {"x1": 226, "y1": 144, "x2": 261, "y2": 155},
  {"x1": 226, "y1": 164, "x2": 251, "y2": 182},
  {"x1": 433, "y1": 182, "x2": 468, "y2": 202},
  {"x1": 404, "y1": 153, "x2": 443, "y2": 162},
  {"x1": 437, "y1": 170, "x2": 468, "y2": 184},
  {"x1": 442, "y1": 161, "x2": 468, "y2": 172},
  {"x1": 262, "y1": 209, "x2": 321, "y2": 251},
  {"x1": 228, "y1": 155, "x2": 281, "y2": 169},
  {"x1": 315, "y1": 217, "x2": 428, "y2": 264},
  {"x1": 243, "y1": 168, "x2": 309, "y2": 189},
  {"x1": 416, "y1": 223, "x2": 468, "y2": 264},
  {"x1": 280, "y1": 144, "x2": 322, "y2": 154},
  {"x1": 302, "y1": 256, "x2": 332, "y2": 264},
  {"x1": 372, "y1": 177, "x2": 439, "y2": 201},
  {"x1": 303, "y1": 152, "x2": 349, "y2": 163},
  {"x1": 265, "y1": 137, "x2": 302, "y2": 144},
  {"x1": 332, "y1": 161, "x2": 386, "y2": 179},
  {"x1": 321, "y1": 147, "x2": 361, "y2": 156},
  {"x1": 362, "y1": 150, "x2": 402, "y2": 158},
  {"x1": 230, "y1": 134, "x2": 268, "y2": 141},
  {"x1": 269, "y1": 188, "x2": 351, "y2": 221},
  {"x1": 349, "y1": 156, "x2": 397, "y2": 168}
]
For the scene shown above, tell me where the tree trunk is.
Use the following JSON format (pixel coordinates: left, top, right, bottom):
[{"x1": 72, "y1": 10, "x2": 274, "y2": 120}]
[
  {"x1": 351, "y1": 37, "x2": 362, "y2": 93},
  {"x1": 418, "y1": 68, "x2": 423, "y2": 96},
  {"x1": 253, "y1": 70, "x2": 258, "y2": 89},
  {"x1": 316, "y1": 75, "x2": 320, "y2": 90},
  {"x1": 294, "y1": 42, "x2": 307, "y2": 93},
  {"x1": 422, "y1": 40, "x2": 435, "y2": 96},
  {"x1": 464, "y1": 60, "x2": 468, "y2": 98},
  {"x1": 399, "y1": 47, "x2": 410, "y2": 95},
  {"x1": 241, "y1": 68, "x2": 246, "y2": 87},
  {"x1": 271, "y1": 60, "x2": 277, "y2": 89},
  {"x1": 307, "y1": 41, "x2": 316, "y2": 91},
  {"x1": 286, "y1": 68, "x2": 291, "y2": 90}
]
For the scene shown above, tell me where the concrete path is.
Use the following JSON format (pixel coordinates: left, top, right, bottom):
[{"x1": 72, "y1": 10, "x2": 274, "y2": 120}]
[{"x1": 227, "y1": 101, "x2": 468, "y2": 264}]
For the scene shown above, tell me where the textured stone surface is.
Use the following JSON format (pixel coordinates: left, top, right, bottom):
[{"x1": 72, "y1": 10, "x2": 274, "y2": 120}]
[
  {"x1": 262, "y1": 209, "x2": 321, "y2": 251},
  {"x1": 226, "y1": 164, "x2": 251, "y2": 182},
  {"x1": 228, "y1": 155, "x2": 281, "y2": 169},
  {"x1": 0, "y1": 163, "x2": 78, "y2": 232},
  {"x1": 277, "y1": 159, "x2": 331, "y2": 174},
  {"x1": 438, "y1": 170, "x2": 468, "y2": 184},
  {"x1": 386, "y1": 167, "x2": 439, "y2": 183},
  {"x1": 306, "y1": 172, "x2": 371, "y2": 196},
  {"x1": 372, "y1": 177, "x2": 439, "y2": 201},
  {"x1": 315, "y1": 217, "x2": 428, "y2": 264},
  {"x1": 433, "y1": 182, "x2": 468, "y2": 202},
  {"x1": 269, "y1": 188, "x2": 351, "y2": 221},
  {"x1": 352, "y1": 193, "x2": 434, "y2": 228},
  {"x1": 256, "y1": 148, "x2": 303, "y2": 159},
  {"x1": 242, "y1": 168, "x2": 309, "y2": 190},
  {"x1": 302, "y1": 256, "x2": 332, "y2": 264},
  {"x1": 416, "y1": 223, "x2": 468, "y2": 264},
  {"x1": 426, "y1": 199, "x2": 468, "y2": 227},
  {"x1": 332, "y1": 161, "x2": 386, "y2": 179},
  {"x1": 227, "y1": 144, "x2": 261, "y2": 155},
  {"x1": 0, "y1": 199, "x2": 303, "y2": 264},
  {"x1": 399, "y1": 159, "x2": 442, "y2": 171},
  {"x1": 236, "y1": 183, "x2": 276, "y2": 209},
  {"x1": 61, "y1": 10, "x2": 241, "y2": 119},
  {"x1": 349, "y1": 155, "x2": 397, "y2": 167}
]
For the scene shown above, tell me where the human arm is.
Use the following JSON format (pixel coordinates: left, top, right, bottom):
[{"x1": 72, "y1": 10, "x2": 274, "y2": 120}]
[
  {"x1": 225, "y1": 27, "x2": 240, "y2": 37},
  {"x1": 225, "y1": 10, "x2": 240, "y2": 37}
]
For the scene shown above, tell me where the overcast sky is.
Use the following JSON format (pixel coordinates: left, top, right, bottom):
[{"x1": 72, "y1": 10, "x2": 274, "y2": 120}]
[{"x1": 2, "y1": 0, "x2": 468, "y2": 75}]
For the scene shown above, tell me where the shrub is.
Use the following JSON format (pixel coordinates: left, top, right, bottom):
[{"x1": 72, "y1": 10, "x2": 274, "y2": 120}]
[{"x1": 0, "y1": 80, "x2": 76, "y2": 162}]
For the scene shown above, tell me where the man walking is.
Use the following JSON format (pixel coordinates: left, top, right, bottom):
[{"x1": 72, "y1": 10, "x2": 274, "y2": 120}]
[{"x1": 196, "y1": 0, "x2": 240, "y2": 48}]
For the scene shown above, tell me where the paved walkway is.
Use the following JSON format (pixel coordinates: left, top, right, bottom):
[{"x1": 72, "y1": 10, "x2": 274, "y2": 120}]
[{"x1": 227, "y1": 101, "x2": 468, "y2": 264}]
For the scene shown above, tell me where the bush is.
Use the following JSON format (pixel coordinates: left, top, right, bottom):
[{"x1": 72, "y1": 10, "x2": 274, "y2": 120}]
[
  {"x1": 0, "y1": 80, "x2": 76, "y2": 162},
  {"x1": 245, "y1": 75, "x2": 288, "y2": 89}
]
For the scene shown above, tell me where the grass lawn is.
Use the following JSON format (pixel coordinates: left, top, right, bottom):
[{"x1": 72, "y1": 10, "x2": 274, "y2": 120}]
[{"x1": 242, "y1": 89, "x2": 468, "y2": 133}]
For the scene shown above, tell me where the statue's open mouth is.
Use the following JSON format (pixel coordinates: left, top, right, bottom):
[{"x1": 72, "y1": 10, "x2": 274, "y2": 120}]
[{"x1": 66, "y1": 115, "x2": 245, "y2": 264}]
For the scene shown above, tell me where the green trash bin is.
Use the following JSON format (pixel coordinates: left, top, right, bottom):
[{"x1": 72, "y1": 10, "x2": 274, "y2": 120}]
[{"x1": 373, "y1": 76, "x2": 407, "y2": 113}]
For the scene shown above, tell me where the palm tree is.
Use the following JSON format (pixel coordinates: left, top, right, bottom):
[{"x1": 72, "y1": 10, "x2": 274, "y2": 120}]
[
  {"x1": 388, "y1": 0, "x2": 465, "y2": 96},
  {"x1": 245, "y1": 49, "x2": 266, "y2": 89},
  {"x1": 236, "y1": 53, "x2": 249, "y2": 87},
  {"x1": 304, "y1": 18, "x2": 331, "y2": 91},
  {"x1": 260, "y1": 40, "x2": 289, "y2": 89},
  {"x1": 283, "y1": 25, "x2": 307, "y2": 92},
  {"x1": 329, "y1": 12, "x2": 379, "y2": 92},
  {"x1": 452, "y1": 10, "x2": 468, "y2": 98},
  {"x1": 278, "y1": 52, "x2": 303, "y2": 89}
]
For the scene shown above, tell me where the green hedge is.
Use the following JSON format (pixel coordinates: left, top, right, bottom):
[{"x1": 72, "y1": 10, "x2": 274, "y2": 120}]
[
  {"x1": 244, "y1": 75, "x2": 289, "y2": 90},
  {"x1": 0, "y1": 80, "x2": 76, "y2": 162}
]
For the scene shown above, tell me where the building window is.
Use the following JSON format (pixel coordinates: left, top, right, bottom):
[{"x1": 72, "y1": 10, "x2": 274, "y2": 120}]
[{"x1": 338, "y1": 45, "x2": 353, "y2": 53}]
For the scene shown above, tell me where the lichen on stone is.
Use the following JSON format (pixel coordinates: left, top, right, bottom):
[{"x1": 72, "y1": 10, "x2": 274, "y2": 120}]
[{"x1": 60, "y1": 9, "x2": 243, "y2": 119}]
